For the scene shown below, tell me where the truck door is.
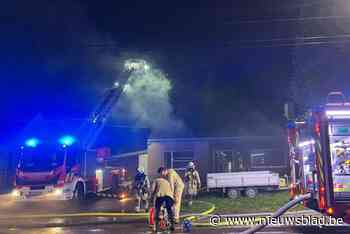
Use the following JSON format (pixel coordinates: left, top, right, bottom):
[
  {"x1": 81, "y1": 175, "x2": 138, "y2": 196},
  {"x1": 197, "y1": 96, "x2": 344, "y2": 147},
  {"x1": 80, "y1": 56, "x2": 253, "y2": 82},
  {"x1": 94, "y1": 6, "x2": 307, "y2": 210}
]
[{"x1": 328, "y1": 121, "x2": 350, "y2": 201}]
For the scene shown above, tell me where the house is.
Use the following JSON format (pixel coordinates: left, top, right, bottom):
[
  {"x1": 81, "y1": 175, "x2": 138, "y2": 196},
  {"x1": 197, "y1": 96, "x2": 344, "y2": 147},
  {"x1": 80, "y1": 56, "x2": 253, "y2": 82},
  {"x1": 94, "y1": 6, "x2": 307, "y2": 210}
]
[{"x1": 108, "y1": 136, "x2": 289, "y2": 183}]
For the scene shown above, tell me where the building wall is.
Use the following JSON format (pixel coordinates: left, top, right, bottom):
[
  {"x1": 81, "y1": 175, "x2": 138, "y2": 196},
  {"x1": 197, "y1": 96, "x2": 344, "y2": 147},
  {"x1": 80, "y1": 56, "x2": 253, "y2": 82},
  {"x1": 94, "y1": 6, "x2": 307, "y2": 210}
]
[
  {"x1": 0, "y1": 150, "x2": 13, "y2": 193},
  {"x1": 138, "y1": 153, "x2": 148, "y2": 175},
  {"x1": 147, "y1": 140, "x2": 209, "y2": 178},
  {"x1": 192, "y1": 141, "x2": 210, "y2": 183},
  {"x1": 208, "y1": 138, "x2": 288, "y2": 175},
  {"x1": 147, "y1": 142, "x2": 162, "y2": 178},
  {"x1": 107, "y1": 137, "x2": 288, "y2": 184},
  {"x1": 147, "y1": 137, "x2": 288, "y2": 183}
]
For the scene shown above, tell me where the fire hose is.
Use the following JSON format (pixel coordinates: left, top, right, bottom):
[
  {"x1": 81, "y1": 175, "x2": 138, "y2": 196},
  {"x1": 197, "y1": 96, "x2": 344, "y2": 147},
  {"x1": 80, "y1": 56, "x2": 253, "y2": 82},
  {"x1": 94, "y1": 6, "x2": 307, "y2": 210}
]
[
  {"x1": 181, "y1": 194, "x2": 311, "y2": 233},
  {"x1": 240, "y1": 193, "x2": 311, "y2": 234}
]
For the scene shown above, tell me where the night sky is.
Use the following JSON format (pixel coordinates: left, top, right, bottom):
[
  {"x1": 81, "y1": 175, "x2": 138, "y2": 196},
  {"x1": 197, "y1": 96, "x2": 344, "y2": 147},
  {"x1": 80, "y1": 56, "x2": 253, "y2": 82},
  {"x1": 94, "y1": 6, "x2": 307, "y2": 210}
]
[{"x1": 2, "y1": 0, "x2": 350, "y2": 141}]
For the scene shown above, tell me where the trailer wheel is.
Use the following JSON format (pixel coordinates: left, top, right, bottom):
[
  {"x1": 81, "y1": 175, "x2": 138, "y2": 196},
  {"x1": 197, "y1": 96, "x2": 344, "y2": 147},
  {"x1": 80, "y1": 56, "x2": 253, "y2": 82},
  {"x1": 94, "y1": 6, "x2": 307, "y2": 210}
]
[
  {"x1": 245, "y1": 188, "x2": 258, "y2": 198},
  {"x1": 74, "y1": 182, "x2": 85, "y2": 201},
  {"x1": 227, "y1": 189, "x2": 239, "y2": 199}
]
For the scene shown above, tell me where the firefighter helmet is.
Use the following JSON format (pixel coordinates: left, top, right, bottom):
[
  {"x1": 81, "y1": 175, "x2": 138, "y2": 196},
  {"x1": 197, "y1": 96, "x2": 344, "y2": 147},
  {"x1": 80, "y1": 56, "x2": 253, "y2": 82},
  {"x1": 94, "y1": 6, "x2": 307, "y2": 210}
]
[
  {"x1": 137, "y1": 167, "x2": 145, "y2": 173},
  {"x1": 187, "y1": 162, "x2": 195, "y2": 169}
]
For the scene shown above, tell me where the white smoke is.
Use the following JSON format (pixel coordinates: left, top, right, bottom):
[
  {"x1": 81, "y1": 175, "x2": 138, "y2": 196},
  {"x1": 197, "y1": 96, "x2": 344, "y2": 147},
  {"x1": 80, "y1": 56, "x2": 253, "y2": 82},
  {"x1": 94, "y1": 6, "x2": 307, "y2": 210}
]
[{"x1": 116, "y1": 59, "x2": 187, "y2": 137}]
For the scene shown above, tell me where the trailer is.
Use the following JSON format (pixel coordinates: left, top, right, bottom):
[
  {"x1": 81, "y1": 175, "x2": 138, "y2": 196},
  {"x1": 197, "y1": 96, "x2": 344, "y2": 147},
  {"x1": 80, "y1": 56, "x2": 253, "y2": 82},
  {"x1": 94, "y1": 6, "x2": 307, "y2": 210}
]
[{"x1": 207, "y1": 171, "x2": 280, "y2": 199}]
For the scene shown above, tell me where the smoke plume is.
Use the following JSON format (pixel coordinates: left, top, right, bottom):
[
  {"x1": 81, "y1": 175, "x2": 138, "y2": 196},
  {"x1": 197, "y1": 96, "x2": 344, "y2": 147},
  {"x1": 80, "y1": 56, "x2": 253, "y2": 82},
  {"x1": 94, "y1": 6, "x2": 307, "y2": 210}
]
[{"x1": 115, "y1": 59, "x2": 187, "y2": 137}]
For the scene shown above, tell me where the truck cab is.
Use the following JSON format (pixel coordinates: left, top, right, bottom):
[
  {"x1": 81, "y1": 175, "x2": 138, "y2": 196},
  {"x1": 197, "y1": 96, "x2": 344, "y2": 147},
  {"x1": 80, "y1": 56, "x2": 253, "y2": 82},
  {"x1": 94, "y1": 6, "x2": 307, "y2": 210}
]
[
  {"x1": 15, "y1": 144, "x2": 67, "y2": 199},
  {"x1": 13, "y1": 136, "x2": 95, "y2": 201}
]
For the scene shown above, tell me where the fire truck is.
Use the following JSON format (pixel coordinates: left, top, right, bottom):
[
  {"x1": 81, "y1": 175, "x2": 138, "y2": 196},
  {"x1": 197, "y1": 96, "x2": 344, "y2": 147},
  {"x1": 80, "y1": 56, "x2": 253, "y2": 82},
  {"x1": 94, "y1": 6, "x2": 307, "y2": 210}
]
[
  {"x1": 15, "y1": 139, "x2": 96, "y2": 200},
  {"x1": 287, "y1": 92, "x2": 350, "y2": 222},
  {"x1": 12, "y1": 70, "x2": 134, "y2": 201}
]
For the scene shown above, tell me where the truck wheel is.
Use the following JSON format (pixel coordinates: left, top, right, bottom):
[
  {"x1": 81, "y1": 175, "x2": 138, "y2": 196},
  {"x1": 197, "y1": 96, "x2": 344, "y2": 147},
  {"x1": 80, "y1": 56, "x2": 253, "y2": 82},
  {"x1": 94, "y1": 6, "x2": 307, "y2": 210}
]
[
  {"x1": 227, "y1": 189, "x2": 239, "y2": 199},
  {"x1": 245, "y1": 188, "x2": 258, "y2": 198},
  {"x1": 74, "y1": 183, "x2": 85, "y2": 201}
]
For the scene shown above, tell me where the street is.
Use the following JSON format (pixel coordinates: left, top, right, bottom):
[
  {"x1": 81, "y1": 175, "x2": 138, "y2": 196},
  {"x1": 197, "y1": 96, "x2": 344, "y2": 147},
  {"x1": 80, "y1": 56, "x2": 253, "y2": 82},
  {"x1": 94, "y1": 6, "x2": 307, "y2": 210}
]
[
  {"x1": 1, "y1": 224, "x2": 350, "y2": 234},
  {"x1": 0, "y1": 193, "x2": 143, "y2": 229},
  {"x1": 0, "y1": 194, "x2": 135, "y2": 216},
  {"x1": 0, "y1": 194, "x2": 349, "y2": 234}
]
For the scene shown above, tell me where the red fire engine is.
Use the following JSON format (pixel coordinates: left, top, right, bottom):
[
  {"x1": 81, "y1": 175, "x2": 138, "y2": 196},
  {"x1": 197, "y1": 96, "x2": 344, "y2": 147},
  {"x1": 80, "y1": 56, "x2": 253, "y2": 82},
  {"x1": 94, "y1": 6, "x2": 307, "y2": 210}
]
[
  {"x1": 12, "y1": 72, "x2": 132, "y2": 201},
  {"x1": 288, "y1": 92, "x2": 350, "y2": 222}
]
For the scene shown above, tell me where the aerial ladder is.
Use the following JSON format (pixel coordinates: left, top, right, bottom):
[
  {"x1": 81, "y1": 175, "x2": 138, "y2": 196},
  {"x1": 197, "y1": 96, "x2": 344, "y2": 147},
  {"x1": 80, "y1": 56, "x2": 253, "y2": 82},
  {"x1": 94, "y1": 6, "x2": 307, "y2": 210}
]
[
  {"x1": 13, "y1": 61, "x2": 144, "y2": 201},
  {"x1": 80, "y1": 81, "x2": 128, "y2": 150},
  {"x1": 79, "y1": 64, "x2": 140, "y2": 149}
]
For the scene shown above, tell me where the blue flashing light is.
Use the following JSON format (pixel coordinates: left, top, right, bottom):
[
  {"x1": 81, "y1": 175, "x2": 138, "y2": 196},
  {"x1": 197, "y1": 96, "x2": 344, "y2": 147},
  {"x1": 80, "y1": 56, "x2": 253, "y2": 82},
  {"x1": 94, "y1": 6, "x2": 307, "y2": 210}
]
[
  {"x1": 25, "y1": 138, "x2": 40, "y2": 148},
  {"x1": 59, "y1": 135, "x2": 76, "y2": 147},
  {"x1": 287, "y1": 121, "x2": 295, "y2": 129}
]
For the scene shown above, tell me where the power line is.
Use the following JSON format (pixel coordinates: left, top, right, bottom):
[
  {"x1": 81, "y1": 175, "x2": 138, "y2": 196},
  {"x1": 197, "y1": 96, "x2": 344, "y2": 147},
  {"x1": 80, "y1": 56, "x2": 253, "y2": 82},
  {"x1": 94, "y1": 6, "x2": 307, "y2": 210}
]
[
  {"x1": 236, "y1": 39, "x2": 350, "y2": 48},
  {"x1": 234, "y1": 33, "x2": 350, "y2": 43},
  {"x1": 224, "y1": 15, "x2": 350, "y2": 25},
  {"x1": 264, "y1": 0, "x2": 324, "y2": 12},
  {"x1": 85, "y1": 34, "x2": 350, "y2": 50}
]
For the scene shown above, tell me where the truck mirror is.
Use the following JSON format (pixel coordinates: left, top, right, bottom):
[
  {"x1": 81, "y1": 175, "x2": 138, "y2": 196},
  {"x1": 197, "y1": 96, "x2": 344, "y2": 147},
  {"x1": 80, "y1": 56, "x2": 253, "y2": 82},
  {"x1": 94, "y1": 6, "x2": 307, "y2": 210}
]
[{"x1": 326, "y1": 92, "x2": 345, "y2": 105}]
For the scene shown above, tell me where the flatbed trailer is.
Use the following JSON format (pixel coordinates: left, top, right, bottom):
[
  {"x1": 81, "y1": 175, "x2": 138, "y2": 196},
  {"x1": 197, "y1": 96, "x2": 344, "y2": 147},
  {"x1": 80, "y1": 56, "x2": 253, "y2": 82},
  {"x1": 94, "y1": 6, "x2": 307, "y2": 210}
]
[{"x1": 207, "y1": 171, "x2": 280, "y2": 199}]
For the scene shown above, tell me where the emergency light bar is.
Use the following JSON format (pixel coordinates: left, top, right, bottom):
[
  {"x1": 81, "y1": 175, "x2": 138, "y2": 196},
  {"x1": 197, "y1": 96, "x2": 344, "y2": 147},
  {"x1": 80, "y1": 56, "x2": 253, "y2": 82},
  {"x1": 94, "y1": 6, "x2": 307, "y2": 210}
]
[
  {"x1": 326, "y1": 110, "x2": 350, "y2": 116},
  {"x1": 59, "y1": 135, "x2": 76, "y2": 147},
  {"x1": 25, "y1": 138, "x2": 40, "y2": 148}
]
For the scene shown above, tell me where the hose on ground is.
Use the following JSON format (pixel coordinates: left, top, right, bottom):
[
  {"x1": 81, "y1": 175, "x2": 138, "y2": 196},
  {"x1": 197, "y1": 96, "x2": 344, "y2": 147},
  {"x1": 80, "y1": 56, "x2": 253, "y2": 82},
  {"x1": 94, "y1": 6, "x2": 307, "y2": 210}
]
[{"x1": 240, "y1": 193, "x2": 311, "y2": 234}]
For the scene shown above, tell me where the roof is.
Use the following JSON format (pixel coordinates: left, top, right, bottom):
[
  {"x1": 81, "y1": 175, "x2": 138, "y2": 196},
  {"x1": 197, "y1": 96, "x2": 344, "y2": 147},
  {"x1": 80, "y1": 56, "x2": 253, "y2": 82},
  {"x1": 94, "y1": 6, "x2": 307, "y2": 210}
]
[
  {"x1": 93, "y1": 126, "x2": 150, "y2": 154},
  {"x1": 148, "y1": 136, "x2": 284, "y2": 144},
  {"x1": 108, "y1": 150, "x2": 148, "y2": 160}
]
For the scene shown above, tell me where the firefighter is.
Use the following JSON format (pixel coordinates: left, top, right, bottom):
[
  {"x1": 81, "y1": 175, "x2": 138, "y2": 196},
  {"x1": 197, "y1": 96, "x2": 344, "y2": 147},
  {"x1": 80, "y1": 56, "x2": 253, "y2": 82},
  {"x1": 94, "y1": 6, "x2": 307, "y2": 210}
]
[
  {"x1": 151, "y1": 167, "x2": 175, "y2": 232},
  {"x1": 134, "y1": 167, "x2": 150, "y2": 212},
  {"x1": 184, "y1": 162, "x2": 201, "y2": 206},
  {"x1": 160, "y1": 167, "x2": 184, "y2": 223}
]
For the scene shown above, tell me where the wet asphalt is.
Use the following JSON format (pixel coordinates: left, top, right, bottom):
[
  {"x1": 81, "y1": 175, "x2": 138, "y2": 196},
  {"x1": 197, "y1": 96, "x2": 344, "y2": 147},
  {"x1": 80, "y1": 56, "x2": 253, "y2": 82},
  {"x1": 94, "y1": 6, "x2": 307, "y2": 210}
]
[
  {"x1": 0, "y1": 194, "x2": 350, "y2": 234},
  {"x1": 2, "y1": 224, "x2": 350, "y2": 234}
]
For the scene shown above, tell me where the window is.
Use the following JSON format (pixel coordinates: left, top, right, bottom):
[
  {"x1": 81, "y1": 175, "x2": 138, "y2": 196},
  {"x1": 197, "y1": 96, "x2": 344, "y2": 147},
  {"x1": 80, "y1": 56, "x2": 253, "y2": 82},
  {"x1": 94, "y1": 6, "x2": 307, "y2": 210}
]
[
  {"x1": 251, "y1": 153, "x2": 265, "y2": 166},
  {"x1": 19, "y1": 148, "x2": 65, "y2": 172},
  {"x1": 250, "y1": 149, "x2": 285, "y2": 169},
  {"x1": 164, "y1": 151, "x2": 194, "y2": 169},
  {"x1": 329, "y1": 123, "x2": 350, "y2": 199}
]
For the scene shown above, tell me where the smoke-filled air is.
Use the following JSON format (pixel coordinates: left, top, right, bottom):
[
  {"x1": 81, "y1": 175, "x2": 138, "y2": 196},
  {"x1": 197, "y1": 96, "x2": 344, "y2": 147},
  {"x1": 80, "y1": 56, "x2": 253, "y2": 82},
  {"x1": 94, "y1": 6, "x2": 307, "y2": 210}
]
[{"x1": 116, "y1": 59, "x2": 187, "y2": 137}]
